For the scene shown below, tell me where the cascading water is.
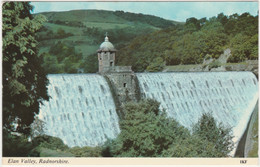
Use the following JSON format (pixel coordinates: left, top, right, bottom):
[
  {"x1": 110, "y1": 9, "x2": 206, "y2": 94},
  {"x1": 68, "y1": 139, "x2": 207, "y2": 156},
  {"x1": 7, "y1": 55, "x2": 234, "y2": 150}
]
[
  {"x1": 137, "y1": 72, "x2": 258, "y2": 155},
  {"x1": 38, "y1": 74, "x2": 120, "y2": 147}
]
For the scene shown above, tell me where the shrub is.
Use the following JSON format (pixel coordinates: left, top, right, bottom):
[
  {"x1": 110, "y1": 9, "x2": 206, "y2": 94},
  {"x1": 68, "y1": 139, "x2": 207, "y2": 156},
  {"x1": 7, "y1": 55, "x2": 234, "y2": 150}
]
[
  {"x1": 31, "y1": 135, "x2": 69, "y2": 151},
  {"x1": 208, "y1": 60, "x2": 221, "y2": 70},
  {"x1": 3, "y1": 130, "x2": 34, "y2": 157},
  {"x1": 67, "y1": 146, "x2": 102, "y2": 157}
]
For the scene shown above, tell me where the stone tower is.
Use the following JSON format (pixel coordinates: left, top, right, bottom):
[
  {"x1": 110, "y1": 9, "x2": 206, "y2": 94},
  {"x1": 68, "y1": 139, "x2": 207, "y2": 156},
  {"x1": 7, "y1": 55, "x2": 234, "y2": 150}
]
[
  {"x1": 96, "y1": 34, "x2": 139, "y2": 116},
  {"x1": 97, "y1": 35, "x2": 116, "y2": 73}
]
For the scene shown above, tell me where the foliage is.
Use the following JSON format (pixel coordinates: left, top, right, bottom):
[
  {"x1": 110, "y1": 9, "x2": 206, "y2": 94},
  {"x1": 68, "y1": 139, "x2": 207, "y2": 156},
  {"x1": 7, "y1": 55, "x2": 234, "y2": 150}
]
[
  {"x1": 228, "y1": 34, "x2": 258, "y2": 63},
  {"x1": 40, "y1": 41, "x2": 83, "y2": 73},
  {"x1": 192, "y1": 113, "x2": 234, "y2": 156},
  {"x1": 36, "y1": 148, "x2": 75, "y2": 157},
  {"x1": 162, "y1": 135, "x2": 221, "y2": 157},
  {"x1": 117, "y1": 12, "x2": 258, "y2": 71},
  {"x1": 146, "y1": 57, "x2": 165, "y2": 72},
  {"x1": 102, "y1": 100, "x2": 234, "y2": 157},
  {"x1": 37, "y1": 28, "x2": 73, "y2": 41},
  {"x1": 31, "y1": 135, "x2": 69, "y2": 151},
  {"x1": 28, "y1": 135, "x2": 74, "y2": 157},
  {"x1": 67, "y1": 146, "x2": 102, "y2": 157},
  {"x1": 28, "y1": 135, "x2": 102, "y2": 157},
  {"x1": 102, "y1": 99, "x2": 187, "y2": 157},
  {"x1": 2, "y1": 2, "x2": 49, "y2": 134},
  {"x1": 3, "y1": 129, "x2": 34, "y2": 157},
  {"x1": 81, "y1": 53, "x2": 98, "y2": 73},
  {"x1": 208, "y1": 60, "x2": 221, "y2": 70},
  {"x1": 114, "y1": 10, "x2": 176, "y2": 29}
]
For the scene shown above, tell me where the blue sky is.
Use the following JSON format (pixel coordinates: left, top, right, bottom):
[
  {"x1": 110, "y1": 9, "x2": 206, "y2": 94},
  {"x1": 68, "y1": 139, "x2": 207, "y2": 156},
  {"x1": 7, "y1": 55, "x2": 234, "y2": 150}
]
[{"x1": 31, "y1": 1, "x2": 258, "y2": 22}]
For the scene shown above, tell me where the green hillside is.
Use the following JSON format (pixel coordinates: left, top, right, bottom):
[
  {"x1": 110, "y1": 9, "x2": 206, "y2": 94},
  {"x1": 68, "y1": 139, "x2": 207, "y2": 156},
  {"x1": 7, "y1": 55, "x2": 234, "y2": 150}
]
[
  {"x1": 36, "y1": 10, "x2": 182, "y2": 73},
  {"x1": 116, "y1": 13, "x2": 258, "y2": 72}
]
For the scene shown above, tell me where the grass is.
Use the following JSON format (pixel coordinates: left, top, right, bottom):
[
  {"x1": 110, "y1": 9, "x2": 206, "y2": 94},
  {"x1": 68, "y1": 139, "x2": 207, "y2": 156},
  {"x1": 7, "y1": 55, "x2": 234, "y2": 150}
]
[
  {"x1": 44, "y1": 23, "x2": 84, "y2": 36},
  {"x1": 164, "y1": 64, "x2": 200, "y2": 71},
  {"x1": 76, "y1": 45, "x2": 98, "y2": 57},
  {"x1": 164, "y1": 61, "x2": 252, "y2": 72},
  {"x1": 84, "y1": 21, "x2": 134, "y2": 29},
  {"x1": 248, "y1": 110, "x2": 258, "y2": 157},
  {"x1": 223, "y1": 62, "x2": 248, "y2": 66},
  {"x1": 41, "y1": 10, "x2": 127, "y2": 23},
  {"x1": 39, "y1": 148, "x2": 75, "y2": 157}
]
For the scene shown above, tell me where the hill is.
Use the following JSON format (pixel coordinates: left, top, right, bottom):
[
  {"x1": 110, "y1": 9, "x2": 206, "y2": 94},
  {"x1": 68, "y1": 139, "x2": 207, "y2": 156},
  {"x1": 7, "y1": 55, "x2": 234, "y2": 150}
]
[
  {"x1": 35, "y1": 9, "x2": 182, "y2": 73},
  {"x1": 116, "y1": 12, "x2": 258, "y2": 72}
]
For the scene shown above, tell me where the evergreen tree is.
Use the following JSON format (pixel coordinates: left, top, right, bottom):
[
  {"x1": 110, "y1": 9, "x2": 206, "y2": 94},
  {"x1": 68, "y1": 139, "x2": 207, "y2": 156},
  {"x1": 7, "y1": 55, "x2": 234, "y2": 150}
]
[
  {"x1": 192, "y1": 113, "x2": 234, "y2": 156},
  {"x1": 2, "y1": 2, "x2": 49, "y2": 134}
]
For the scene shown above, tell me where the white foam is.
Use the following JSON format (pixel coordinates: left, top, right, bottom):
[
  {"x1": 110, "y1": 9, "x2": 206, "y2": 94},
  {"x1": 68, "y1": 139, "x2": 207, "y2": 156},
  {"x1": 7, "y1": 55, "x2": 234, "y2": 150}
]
[
  {"x1": 39, "y1": 74, "x2": 120, "y2": 147},
  {"x1": 137, "y1": 72, "x2": 258, "y2": 156}
]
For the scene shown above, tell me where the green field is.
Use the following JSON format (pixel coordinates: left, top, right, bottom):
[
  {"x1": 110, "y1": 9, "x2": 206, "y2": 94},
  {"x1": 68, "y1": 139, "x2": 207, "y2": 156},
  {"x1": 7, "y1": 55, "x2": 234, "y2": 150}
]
[{"x1": 36, "y1": 9, "x2": 180, "y2": 73}]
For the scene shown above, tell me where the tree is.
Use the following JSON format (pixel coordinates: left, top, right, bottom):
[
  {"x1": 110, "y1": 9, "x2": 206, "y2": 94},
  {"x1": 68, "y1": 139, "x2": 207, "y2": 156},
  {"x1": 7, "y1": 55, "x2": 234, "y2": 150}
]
[
  {"x1": 162, "y1": 113, "x2": 234, "y2": 157},
  {"x1": 146, "y1": 57, "x2": 165, "y2": 72},
  {"x1": 192, "y1": 113, "x2": 234, "y2": 156},
  {"x1": 162, "y1": 134, "x2": 221, "y2": 157},
  {"x1": 103, "y1": 99, "x2": 190, "y2": 157},
  {"x1": 3, "y1": 2, "x2": 49, "y2": 134},
  {"x1": 185, "y1": 17, "x2": 201, "y2": 31},
  {"x1": 228, "y1": 33, "x2": 249, "y2": 62}
]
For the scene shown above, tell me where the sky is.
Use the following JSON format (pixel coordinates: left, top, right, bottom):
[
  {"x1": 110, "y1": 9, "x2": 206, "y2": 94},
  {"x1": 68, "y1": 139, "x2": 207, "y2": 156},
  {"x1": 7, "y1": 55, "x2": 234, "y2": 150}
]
[{"x1": 31, "y1": 1, "x2": 258, "y2": 22}]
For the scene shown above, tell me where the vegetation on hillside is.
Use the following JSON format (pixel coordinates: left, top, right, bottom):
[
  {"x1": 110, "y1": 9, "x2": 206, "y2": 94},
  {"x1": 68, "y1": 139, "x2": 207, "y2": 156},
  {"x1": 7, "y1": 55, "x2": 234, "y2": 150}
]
[
  {"x1": 117, "y1": 12, "x2": 258, "y2": 72},
  {"x1": 36, "y1": 10, "x2": 179, "y2": 73}
]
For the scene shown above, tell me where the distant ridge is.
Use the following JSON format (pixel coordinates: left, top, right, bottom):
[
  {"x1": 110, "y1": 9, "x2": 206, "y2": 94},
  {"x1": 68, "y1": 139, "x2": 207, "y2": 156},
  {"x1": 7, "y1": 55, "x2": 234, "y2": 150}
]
[{"x1": 37, "y1": 9, "x2": 183, "y2": 28}]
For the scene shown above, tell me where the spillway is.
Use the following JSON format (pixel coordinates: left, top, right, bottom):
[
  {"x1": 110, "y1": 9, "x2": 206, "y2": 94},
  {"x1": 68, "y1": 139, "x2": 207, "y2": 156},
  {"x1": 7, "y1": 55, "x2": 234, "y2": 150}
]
[
  {"x1": 38, "y1": 74, "x2": 120, "y2": 147},
  {"x1": 137, "y1": 72, "x2": 258, "y2": 155}
]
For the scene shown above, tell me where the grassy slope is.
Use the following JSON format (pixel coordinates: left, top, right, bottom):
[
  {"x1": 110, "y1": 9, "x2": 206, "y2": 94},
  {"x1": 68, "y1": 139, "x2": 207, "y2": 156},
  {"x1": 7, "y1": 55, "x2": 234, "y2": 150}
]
[
  {"x1": 37, "y1": 9, "x2": 167, "y2": 59},
  {"x1": 247, "y1": 104, "x2": 258, "y2": 157},
  {"x1": 41, "y1": 10, "x2": 127, "y2": 23},
  {"x1": 164, "y1": 62, "x2": 250, "y2": 72}
]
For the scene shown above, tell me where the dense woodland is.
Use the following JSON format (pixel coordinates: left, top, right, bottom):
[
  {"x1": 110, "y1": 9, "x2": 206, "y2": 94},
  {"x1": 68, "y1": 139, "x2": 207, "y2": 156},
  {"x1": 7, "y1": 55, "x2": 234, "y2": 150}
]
[
  {"x1": 117, "y1": 13, "x2": 258, "y2": 72},
  {"x1": 2, "y1": 2, "x2": 257, "y2": 157}
]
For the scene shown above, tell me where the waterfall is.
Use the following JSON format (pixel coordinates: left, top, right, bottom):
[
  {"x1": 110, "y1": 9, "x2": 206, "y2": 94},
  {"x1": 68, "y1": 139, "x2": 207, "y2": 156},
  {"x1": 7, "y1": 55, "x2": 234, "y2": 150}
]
[
  {"x1": 38, "y1": 74, "x2": 120, "y2": 147},
  {"x1": 137, "y1": 72, "x2": 258, "y2": 155}
]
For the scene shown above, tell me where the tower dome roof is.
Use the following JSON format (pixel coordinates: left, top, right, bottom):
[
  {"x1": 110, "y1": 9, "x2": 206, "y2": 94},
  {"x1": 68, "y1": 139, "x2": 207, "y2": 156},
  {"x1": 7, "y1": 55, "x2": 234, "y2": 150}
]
[{"x1": 97, "y1": 35, "x2": 116, "y2": 52}]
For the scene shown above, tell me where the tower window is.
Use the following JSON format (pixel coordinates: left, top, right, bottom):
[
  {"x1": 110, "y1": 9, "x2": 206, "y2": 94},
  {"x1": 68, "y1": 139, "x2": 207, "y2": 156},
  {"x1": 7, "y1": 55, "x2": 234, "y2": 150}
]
[
  {"x1": 123, "y1": 83, "x2": 127, "y2": 88},
  {"x1": 110, "y1": 62, "x2": 113, "y2": 66}
]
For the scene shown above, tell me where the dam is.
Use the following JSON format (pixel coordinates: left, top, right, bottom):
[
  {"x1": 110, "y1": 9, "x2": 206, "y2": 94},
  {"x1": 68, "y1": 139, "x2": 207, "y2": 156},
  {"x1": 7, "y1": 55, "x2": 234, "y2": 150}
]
[
  {"x1": 38, "y1": 35, "x2": 258, "y2": 156},
  {"x1": 39, "y1": 72, "x2": 258, "y2": 149}
]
